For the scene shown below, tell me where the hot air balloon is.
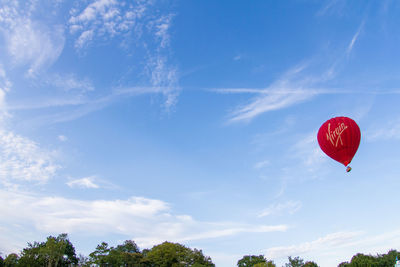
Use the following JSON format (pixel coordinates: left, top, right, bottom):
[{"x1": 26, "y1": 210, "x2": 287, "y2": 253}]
[{"x1": 317, "y1": 116, "x2": 361, "y2": 172}]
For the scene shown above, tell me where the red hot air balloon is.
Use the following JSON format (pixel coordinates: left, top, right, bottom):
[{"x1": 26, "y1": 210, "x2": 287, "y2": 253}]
[{"x1": 317, "y1": 117, "x2": 361, "y2": 172}]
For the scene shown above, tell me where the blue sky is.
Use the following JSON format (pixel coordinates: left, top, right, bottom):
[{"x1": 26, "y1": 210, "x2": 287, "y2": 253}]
[{"x1": 1, "y1": 0, "x2": 400, "y2": 266}]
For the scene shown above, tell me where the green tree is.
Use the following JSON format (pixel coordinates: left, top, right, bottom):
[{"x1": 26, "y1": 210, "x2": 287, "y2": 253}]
[
  {"x1": 284, "y1": 256, "x2": 319, "y2": 267},
  {"x1": 88, "y1": 240, "x2": 145, "y2": 267},
  {"x1": 18, "y1": 241, "x2": 45, "y2": 267},
  {"x1": 77, "y1": 254, "x2": 90, "y2": 267},
  {"x1": 116, "y1": 240, "x2": 140, "y2": 253},
  {"x1": 254, "y1": 261, "x2": 276, "y2": 267},
  {"x1": 18, "y1": 233, "x2": 78, "y2": 267},
  {"x1": 44, "y1": 234, "x2": 77, "y2": 267},
  {"x1": 379, "y1": 249, "x2": 400, "y2": 266},
  {"x1": 350, "y1": 253, "x2": 377, "y2": 266},
  {"x1": 338, "y1": 250, "x2": 400, "y2": 267},
  {"x1": 303, "y1": 261, "x2": 318, "y2": 267},
  {"x1": 145, "y1": 241, "x2": 214, "y2": 267},
  {"x1": 237, "y1": 255, "x2": 271, "y2": 267},
  {"x1": 88, "y1": 242, "x2": 110, "y2": 267},
  {"x1": 285, "y1": 256, "x2": 304, "y2": 267},
  {"x1": 4, "y1": 253, "x2": 19, "y2": 267},
  {"x1": 115, "y1": 240, "x2": 144, "y2": 266}
]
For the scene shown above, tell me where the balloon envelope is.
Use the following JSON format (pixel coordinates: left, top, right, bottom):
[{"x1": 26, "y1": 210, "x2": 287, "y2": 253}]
[{"x1": 317, "y1": 117, "x2": 361, "y2": 167}]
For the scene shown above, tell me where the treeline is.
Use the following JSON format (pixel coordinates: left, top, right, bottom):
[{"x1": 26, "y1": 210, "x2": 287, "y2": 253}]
[
  {"x1": 0, "y1": 233, "x2": 399, "y2": 267},
  {"x1": 338, "y1": 249, "x2": 400, "y2": 266},
  {"x1": 0, "y1": 234, "x2": 213, "y2": 267}
]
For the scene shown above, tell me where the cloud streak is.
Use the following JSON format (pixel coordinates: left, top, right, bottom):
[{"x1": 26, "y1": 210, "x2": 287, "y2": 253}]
[
  {"x1": 265, "y1": 231, "x2": 363, "y2": 259},
  {"x1": 229, "y1": 89, "x2": 317, "y2": 123},
  {"x1": 8, "y1": 85, "x2": 183, "y2": 125},
  {"x1": 258, "y1": 201, "x2": 302, "y2": 218},
  {"x1": 347, "y1": 21, "x2": 365, "y2": 55},
  {"x1": 0, "y1": 188, "x2": 288, "y2": 250},
  {"x1": 66, "y1": 176, "x2": 100, "y2": 189},
  {"x1": 226, "y1": 66, "x2": 316, "y2": 122},
  {"x1": 224, "y1": 63, "x2": 338, "y2": 123}
]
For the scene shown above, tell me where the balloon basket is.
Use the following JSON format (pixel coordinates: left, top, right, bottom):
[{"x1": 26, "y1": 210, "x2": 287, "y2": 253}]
[{"x1": 346, "y1": 166, "x2": 352, "y2": 172}]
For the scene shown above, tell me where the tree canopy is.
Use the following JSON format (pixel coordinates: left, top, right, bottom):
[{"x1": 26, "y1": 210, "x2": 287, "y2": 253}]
[
  {"x1": 338, "y1": 249, "x2": 400, "y2": 267},
  {"x1": 284, "y1": 256, "x2": 319, "y2": 267},
  {"x1": 4, "y1": 253, "x2": 19, "y2": 267},
  {"x1": 237, "y1": 255, "x2": 275, "y2": 267},
  {"x1": 17, "y1": 233, "x2": 78, "y2": 267},
  {"x1": 87, "y1": 240, "x2": 145, "y2": 267},
  {"x1": 146, "y1": 241, "x2": 215, "y2": 267},
  {"x1": 2, "y1": 234, "x2": 400, "y2": 267}
]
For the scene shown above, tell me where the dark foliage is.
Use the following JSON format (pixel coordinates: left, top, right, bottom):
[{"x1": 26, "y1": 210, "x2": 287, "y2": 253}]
[{"x1": 338, "y1": 249, "x2": 400, "y2": 267}]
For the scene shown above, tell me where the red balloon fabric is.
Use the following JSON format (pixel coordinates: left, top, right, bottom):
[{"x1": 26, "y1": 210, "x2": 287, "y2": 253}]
[{"x1": 317, "y1": 117, "x2": 361, "y2": 167}]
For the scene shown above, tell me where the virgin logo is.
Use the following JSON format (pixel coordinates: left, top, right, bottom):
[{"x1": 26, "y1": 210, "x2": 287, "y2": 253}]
[{"x1": 326, "y1": 123, "x2": 348, "y2": 147}]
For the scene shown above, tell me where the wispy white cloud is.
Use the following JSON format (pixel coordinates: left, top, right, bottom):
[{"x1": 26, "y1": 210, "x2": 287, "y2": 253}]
[
  {"x1": 0, "y1": 0, "x2": 178, "y2": 114},
  {"x1": 74, "y1": 29, "x2": 94, "y2": 49},
  {"x1": 269, "y1": 131, "x2": 327, "y2": 197},
  {"x1": 258, "y1": 201, "x2": 302, "y2": 218},
  {"x1": 114, "y1": 86, "x2": 172, "y2": 95},
  {"x1": 214, "y1": 88, "x2": 324, "y2": 94},
  {"x1": 206, "y1": 252, "x2": 243, "y2": 267},
  {"x1": 0, "y1": 65, "x2": 12, "y2": 93},
  {"x1": 225, "y1": 64, "x2": 334, "y2": 123},
  {"x1": 48, "y1": 73, "x2": 94, "y2": 93},
  {"x1": 349, "y1": 229, "x2": 400, "y2": 254},
  {"x1": 265, "y1": 231, "x2": 363, "y2": 259},
  {"x1": 291, "y1": 132, "x2": 326, "y2": 171},
  {"x1": 0, "y1": 1, "x2": 65, "y2": 75},
  {"x1": 0, "y1": 188, "x2": 288, "y2": 250},
  {"x1": 68, "y1": 0, "x2": 149, "y2": 49},
  {"x1": 265, "y1": 229, "x2": 400, "y2": 266},
  {"x1": 0, "y1": 65, "x2": 11, "y2": 121},
  {"x1": 146, "y1": 56, "x2": 180, "y2": 110},
  {"x1": 138, "y1": 224, "x2": 288, "y2": 249},
  {"x1": 10, "y1": 85, "x2": 182, "y2": 125},
  {"x1": 233, "y1": 54, "x2": 242, "y2": 61},
  {"x1": 365, "y1": 118, "x2": 400, "y2": 142},
  {"x1": 58, "y1": 135, "x2": 68, "y2": 142},
  {"x1": 316, "y1": 0, "x2": 337, "y2": 16},
  {"x1": 68, "y1": 0, "x2": 180, "y2": 110},
  {"x1": 254, "y1": 160, "x2": 270, "y2": 169},
  {"x1": 69, "y1": 0, "x2": 117, "y2": 25},
  {"x1": 229, "y1": 89, "x2": 317, "y2": 123},
  {"x1": 144, "y1": 5, "x2": 179, "y2": 110},
  {"x1": 316, "y1": 0, "x2": 346, "y2": 17},
  {"x1": 0, "y1": 225, "x2": 25, "y2": 255},
  {"x1": 151, "y1": 14, "x2": 174, "y2": 49},
  {"x1": 8, "y1": 97, "x2": 87, "y2": 111},
  {"x1": 10, "y1": 23, "x2": 64, "y2": 76},
  {"x1": 0, "y1": 130, "x2": 60, "y2": 185},
  {"x1": 347, "y1": 21, "x2": 364, "y2": 55},
  {"x1": 66, "y1": 176, "x2": 99, "y2": 189}
]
